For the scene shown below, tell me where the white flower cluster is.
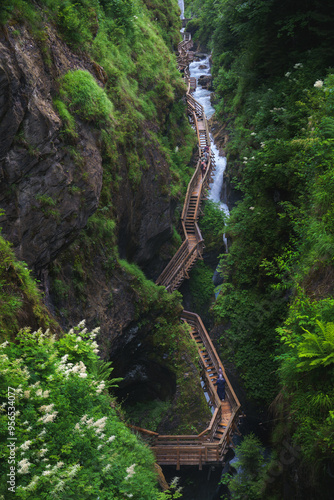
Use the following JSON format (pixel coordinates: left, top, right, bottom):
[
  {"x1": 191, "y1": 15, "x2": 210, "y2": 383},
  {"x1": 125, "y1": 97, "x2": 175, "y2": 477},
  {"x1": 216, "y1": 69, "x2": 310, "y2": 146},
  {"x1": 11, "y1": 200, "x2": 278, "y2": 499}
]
[
  {"x1": 95, "y1": 381, "x2": 105, "y2": 395},
  {"x1": 57, "y1": 358, "x2": 88, "y2": 379},
  {"x1": 67, "y1": 463, "x2": 81, "y2": 478},
  {"x1": 125, "y1": 463, "x2": 136, "y2": 481},
  {"x1": 20, "y1": 440, "x2": 32, "y2": 451},
  {"x1": 17, "y1": 458, "x2": 31, "y2": 474},
  {"x1": 270, "y1": 107, "x2": 286, "y2": 113},
  {"x1": 35, "y1": 389, "x2": 50, "y2": 398},
  {"x1": 74, "y1": 414, "x2": 108, "y2": 436},
  {"x1": 294, "y1": 63, "x2": 303, "y2": 69}
]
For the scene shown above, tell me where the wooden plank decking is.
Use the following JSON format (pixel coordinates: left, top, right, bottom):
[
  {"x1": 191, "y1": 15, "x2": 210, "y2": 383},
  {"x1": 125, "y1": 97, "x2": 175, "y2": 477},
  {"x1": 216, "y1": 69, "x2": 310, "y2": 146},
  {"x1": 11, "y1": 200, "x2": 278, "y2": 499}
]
[{"x1": 132, "y1": 32, "x2": 241, "y2": 469}]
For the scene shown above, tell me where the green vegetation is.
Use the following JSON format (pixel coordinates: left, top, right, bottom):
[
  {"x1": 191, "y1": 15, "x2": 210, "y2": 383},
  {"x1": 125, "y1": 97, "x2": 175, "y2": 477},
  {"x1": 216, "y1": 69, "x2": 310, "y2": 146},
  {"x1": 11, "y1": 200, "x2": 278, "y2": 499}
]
[
  {"x1": 199, "y1": 199, "x2": 226, "y2": 251},
  {"x1": 125, "y1": 400, "x2": 171, "y2": 432},
  {"x1": 0, "y1": 233, "x2": 58, "y2": 340},
  {"x1": 118, "y1": 260, "x2": 212, "y2": 434},
  {"x1": 188, "y1": 261, "x2": 215, "y2": 320},
  {"x1": 186, "y1": 0, "x2": 334, "y2": 493}
]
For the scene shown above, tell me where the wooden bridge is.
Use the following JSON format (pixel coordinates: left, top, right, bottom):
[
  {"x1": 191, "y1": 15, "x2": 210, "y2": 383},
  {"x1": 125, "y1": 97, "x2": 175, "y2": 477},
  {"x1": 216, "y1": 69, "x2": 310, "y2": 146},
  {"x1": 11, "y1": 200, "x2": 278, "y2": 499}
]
[{"x1": 134, "y1": 32, "x2": 240, "y2": 470}]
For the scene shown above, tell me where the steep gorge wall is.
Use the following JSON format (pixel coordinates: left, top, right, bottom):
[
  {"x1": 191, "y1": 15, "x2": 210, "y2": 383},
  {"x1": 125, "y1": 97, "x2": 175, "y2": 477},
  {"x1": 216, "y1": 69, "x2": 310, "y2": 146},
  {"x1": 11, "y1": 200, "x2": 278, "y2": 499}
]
[
  {"x1": 0, "y1": 24, "x2": 104, "y2": 270},
  {"x1": 0, "y1": 22, "x2": 176, "y2": 275},
  {"x1": 0, "y1": 1, "x2": 209, "y2": 434}
]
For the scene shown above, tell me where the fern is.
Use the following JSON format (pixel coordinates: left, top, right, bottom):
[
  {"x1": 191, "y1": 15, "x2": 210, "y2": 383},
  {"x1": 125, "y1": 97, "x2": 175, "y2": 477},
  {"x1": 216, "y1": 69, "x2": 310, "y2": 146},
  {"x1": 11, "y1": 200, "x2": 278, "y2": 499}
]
[
  {"x1": 297, "y1": 320, "x2": 334, "y2": 371},
  {"x1": 91, "y1": 359, "x2": 123, "y2": 389}
]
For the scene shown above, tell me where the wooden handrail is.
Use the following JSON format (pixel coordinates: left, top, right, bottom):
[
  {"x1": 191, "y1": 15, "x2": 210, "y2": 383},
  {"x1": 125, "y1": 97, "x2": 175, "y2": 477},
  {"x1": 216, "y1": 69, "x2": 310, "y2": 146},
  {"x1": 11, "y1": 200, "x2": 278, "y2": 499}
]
[{"x1": 132, "y1": 32, "x2": 241, "y2": 468}]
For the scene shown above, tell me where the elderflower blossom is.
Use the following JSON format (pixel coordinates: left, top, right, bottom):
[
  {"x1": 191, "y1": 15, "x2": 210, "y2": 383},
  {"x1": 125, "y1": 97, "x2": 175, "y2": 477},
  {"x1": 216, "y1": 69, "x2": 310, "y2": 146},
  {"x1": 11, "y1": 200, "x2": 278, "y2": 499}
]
[
  {"x1": 0, "y1": 341, "x2": 9, "y2": 348},
  {"x1": 38, "y1": 412, "x2": 58, "y2": 424},
  {"x1": 20, "y1": 440, "x2": 32, "y2": 451},
  {"x1": 38, "y1": 448, "x2": 48, "y2": 457},
  {"x1": 90, "y1": 327, "x2": 100, "y2": 340},
  {"x1": 93, "y1": 417, "x2": 107, "y2": 434},
  {"x1": 17, "y1": 458, "x2": 31, "y2": 474},
  {"x1": 67, "y1": 464, "x2": 81, "y2": 478},
  {"x1": 107, "y1": 435, "x2": 116, "y2": 443},
  {"x1": 77, "y1": 320, "x2": 86, "y2": 329},
  {"x1": 314, "y1": 80, "x2": 323, "y2": 88},
  {"x1": 250, "y1": 132, "x2": 256, "y2": 136},
  {"x1": 103, "y1": 463, "x2": 111, "y2": 472},
  {"x1": 96, "y1": 381, "x2": 105, "y2": 394},
  {"x1": 125, "y1": 464, "x2": 136, "y2": 481},
  {"x1": 24, "y1": 390, "x2": 30, "y2": 399},
  {"x1": 54, "y1": 480, "x2": 65, "y2": 493},
  {"x1": 285, "y1": 72, "x2": 291, "y2": 77},
  {"x1": 294, "y1": 63, "x2": 303, "y2": 69}
]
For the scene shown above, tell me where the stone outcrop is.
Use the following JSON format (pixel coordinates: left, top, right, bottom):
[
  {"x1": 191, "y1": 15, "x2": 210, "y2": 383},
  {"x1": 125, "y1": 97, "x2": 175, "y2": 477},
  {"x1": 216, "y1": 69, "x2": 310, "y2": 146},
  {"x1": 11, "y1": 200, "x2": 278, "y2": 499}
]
[
  {"x1": 0, "y1": 24, "x2": 174, "y2": 275},
  {"x1": 0, "y1": 25, "x2": 103, "y2": 271}
]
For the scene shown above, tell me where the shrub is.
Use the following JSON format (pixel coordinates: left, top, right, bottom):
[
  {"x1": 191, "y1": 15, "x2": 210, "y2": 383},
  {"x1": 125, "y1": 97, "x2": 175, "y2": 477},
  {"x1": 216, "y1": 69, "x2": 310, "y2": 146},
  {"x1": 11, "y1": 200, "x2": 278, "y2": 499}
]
[{"x1": 0, "y1": 322, "x2": 161, "y2": 499}]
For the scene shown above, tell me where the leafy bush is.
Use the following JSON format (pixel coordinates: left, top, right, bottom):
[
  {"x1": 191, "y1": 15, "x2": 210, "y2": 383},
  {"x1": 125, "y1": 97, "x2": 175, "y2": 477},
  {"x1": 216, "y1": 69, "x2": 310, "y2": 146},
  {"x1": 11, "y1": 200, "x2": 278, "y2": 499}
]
[
  {"x1": 222, "y1": 433, "x2": 269, "y2": 500},
  {"x1": 59, "y1": 70, "x2": 114, "y2": 125},
  {"x1": 0, "y1": 322, "x2": 162, "y2": 499}
]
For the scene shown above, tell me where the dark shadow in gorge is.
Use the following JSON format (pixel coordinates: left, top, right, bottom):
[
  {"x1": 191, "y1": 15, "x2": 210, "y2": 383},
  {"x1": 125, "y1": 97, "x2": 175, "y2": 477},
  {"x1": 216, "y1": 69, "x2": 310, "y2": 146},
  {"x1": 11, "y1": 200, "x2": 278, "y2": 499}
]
[{"x1": 109, "y1": 321, "x2": 177, "y2": 405}]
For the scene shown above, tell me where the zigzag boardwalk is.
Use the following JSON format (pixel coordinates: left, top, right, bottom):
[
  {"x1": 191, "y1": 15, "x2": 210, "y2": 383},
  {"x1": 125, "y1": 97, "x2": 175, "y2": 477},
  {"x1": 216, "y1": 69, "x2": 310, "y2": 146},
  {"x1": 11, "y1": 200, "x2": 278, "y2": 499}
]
[{"x1": 134, "y1": 33, "x2": 240, "y2": 470}]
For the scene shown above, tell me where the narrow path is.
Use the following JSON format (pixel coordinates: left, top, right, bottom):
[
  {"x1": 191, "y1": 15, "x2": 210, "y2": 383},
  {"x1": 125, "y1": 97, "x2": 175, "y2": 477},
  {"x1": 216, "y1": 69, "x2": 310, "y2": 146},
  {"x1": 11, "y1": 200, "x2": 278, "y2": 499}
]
[{"x1": 135, "y1": 33, "x2": 240, "y2": 470}]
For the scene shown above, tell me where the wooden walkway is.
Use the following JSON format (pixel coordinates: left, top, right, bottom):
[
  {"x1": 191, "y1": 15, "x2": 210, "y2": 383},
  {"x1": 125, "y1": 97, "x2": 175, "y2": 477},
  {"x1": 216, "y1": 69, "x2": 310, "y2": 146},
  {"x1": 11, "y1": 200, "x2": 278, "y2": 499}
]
[{"x1": 134, "y1": 33, "x2": 240, "y2": 469}]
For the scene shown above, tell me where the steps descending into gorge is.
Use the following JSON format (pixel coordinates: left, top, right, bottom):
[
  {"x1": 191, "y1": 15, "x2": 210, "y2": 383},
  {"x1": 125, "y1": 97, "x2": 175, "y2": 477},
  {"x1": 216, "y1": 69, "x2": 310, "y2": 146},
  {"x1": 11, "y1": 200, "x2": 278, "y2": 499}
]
[{"x1": 133, "y1": 33, "x2": 240, "y2": 470}]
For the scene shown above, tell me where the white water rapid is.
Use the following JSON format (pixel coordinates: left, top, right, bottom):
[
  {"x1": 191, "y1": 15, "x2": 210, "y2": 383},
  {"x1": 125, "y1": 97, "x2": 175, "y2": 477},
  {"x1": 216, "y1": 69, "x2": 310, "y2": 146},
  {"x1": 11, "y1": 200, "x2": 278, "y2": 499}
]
[
  {"x1": 178, "y1": 0, "x2": 185, "y2": 19},
  {"x1": 189, "y1": 56, "x2": 229, "y2": 253}
]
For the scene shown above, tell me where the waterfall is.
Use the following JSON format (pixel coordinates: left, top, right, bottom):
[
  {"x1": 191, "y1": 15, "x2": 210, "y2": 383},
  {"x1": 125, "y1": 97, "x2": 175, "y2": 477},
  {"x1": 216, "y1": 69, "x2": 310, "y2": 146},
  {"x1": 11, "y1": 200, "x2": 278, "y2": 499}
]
[
  {"x1": 189, "y1": 56, "x2": 229, "y2": 254},
  {"x1": 178, "y1": 0, "x2": 185, "y2": 19}
]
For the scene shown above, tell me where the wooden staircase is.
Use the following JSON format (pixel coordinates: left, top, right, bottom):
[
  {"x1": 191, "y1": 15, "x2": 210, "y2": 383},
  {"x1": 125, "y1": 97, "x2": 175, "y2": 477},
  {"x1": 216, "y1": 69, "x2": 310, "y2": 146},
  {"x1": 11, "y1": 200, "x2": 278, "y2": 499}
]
[{"x1": 132, "y1": 32, "x2": 240, "y2": 470}]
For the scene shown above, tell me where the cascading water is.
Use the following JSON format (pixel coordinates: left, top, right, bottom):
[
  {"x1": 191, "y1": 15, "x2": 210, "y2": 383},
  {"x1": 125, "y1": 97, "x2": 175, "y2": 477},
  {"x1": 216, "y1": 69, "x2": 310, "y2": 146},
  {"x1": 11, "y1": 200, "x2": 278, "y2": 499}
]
[
  {"x1": 178, "y1": 0, "x2": 185, "y2": 19},
  {"x1": 189, "y1": 56, "x2": 229, "y2": 253}
]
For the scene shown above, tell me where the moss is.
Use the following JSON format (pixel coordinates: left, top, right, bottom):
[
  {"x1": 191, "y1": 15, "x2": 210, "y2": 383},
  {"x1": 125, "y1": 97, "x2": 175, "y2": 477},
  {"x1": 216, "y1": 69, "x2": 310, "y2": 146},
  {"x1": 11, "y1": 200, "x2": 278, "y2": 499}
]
[{"x1": 0, "y1": 233, "x2": 60, "y2": 341}]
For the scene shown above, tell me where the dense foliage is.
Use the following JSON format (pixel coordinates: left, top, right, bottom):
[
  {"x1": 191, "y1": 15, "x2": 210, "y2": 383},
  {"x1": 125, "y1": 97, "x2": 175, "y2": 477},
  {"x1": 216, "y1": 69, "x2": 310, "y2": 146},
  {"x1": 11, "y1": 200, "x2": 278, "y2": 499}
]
[
  {"x1": 0, "y1": 231, "x2": 58, "y2": 340},
  {"x1": 186, "y1": 0, "x2": 334, "y2": 495},
  {"x1": 221, "y1": 433, "x2": 269, "y2": 500},
  {"x1": 0, "y1": 322, "x2": 165, "y2": 499}
]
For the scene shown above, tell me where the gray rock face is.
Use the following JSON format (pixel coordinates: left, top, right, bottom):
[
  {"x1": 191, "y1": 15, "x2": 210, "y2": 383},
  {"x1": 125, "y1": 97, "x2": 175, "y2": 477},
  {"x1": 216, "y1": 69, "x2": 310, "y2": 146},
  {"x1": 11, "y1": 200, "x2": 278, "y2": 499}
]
[
  {"x1": 0, "y1": 27, "x2": 103, "y2": 270},
  {"x1": 0, "y1": 25, "x2": 174, "y2": 274}
]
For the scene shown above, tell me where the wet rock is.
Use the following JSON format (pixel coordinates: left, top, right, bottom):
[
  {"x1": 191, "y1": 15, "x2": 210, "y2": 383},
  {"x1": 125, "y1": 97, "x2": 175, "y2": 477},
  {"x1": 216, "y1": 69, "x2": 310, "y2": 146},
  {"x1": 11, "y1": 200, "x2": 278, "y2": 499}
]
[
  {"x1": 198, "y1": 74, "x2": 213, "y2": 90},
  {"x1": 0, "y1": 28, "x2": 103, "y2": 271}
]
